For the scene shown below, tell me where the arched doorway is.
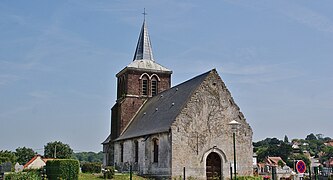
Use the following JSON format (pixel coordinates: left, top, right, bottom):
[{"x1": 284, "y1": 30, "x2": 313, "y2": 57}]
[{"x1": 206, "y1": 152, "x2": 221, "y2": 180}]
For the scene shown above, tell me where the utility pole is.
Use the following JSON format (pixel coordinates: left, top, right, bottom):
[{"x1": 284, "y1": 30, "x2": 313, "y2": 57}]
[{"x1": 54, "y1": 145, "x2": 57, "y2": 158}]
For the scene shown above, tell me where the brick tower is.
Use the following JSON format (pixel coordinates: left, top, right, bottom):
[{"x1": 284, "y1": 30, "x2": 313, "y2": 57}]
[{"x1": 110, "y1": 19, "x2": 172, "y2": 141}]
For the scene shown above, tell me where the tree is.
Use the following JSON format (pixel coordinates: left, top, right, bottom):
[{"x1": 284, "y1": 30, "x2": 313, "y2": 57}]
[
  {"x1": 321, "y1": 146, "x2": 333, "y2": 163},
  {"x1": 305, "y1": 133, "x2": 317, "y2": 141},
  {"x1": 44, "y1": 141, "x2": 73, "y2": 159},
  {"x1": 254, "y1": 137, "x2": 292, "y2": 163},
  {"x1": 74, "y1": 151, "x2": 103, "y2": 163},
  {"x1": 287, "y1": 154, "x2": 311, "y2": 170},
  {"x1": 284, "y1": 135, "x2": 289, "y2": 143},
  {"x1": 0, "y1": 150, "x2": 17, "y2": 164},
  {"x1": 15, "y1": 147, "x2": 36, "y2": 165}
]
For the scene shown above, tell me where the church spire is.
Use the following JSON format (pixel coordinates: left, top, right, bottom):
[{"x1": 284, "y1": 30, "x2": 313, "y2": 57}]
[{"x1": 133, "y1": 10, "x2": 154, "y2": 61}]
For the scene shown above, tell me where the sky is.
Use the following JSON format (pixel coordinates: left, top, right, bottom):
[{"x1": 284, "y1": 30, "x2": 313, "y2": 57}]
[{"x1": 1, "y1": 0, "x2": 333, "y2": 153}]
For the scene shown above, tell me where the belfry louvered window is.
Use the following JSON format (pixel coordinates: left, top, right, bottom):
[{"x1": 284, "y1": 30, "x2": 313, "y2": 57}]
[
  {"x1": 142, "y1": 78, "x2": 148, "y2": 96},
  {"x1": 151, "y1": 79, "x2": 158, "y2": 96}
]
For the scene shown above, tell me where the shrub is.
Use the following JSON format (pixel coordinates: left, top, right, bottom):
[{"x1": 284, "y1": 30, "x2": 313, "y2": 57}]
[
  {"x1": 5, "y1": 171, "x2": 41, "y2": 180},
  {"x1": 81, "y1": 162, "x2": 101, "y2": 173},
  {"x1": 46, "y1": 159, "x2": 79, "y2": 180},
  {"x1": 102, "y1": 166, "x2": 114, "y2": 179}
]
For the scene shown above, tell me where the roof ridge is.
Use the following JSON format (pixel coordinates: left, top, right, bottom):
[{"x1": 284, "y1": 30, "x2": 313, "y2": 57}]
[{"x1": 116, "y1": 69, "x2": 215, "y2": 141}]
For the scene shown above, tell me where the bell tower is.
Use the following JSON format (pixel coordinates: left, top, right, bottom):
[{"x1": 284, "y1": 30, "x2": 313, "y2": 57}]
[{"x1": 110, "y1": 18, "x2": 172, "y2": 140}]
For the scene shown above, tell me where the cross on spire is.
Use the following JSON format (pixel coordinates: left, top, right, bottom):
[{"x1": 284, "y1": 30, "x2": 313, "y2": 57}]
[
  {"x1": 142, "y1": 8, "x2": 147, "y2": 21},
  {"x1": 133, "y1": 8, "x2": 154, "y2": 61}
]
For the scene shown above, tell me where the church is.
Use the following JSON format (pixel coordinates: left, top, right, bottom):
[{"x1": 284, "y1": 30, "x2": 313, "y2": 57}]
[{"x1": 102, "y1": 18, "x2": 253, "y2": 179}]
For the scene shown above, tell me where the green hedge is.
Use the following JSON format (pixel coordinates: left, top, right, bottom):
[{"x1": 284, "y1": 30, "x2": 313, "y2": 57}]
[
  {"x1": 81, "y1": 162, "x2": 101, "y2": 173},
  {"x1": 5, "y1": 171, "x2": 41, "y2": 180},
  {"x1": 46, "y1": 159, "x2": 79, "y2": 180}
]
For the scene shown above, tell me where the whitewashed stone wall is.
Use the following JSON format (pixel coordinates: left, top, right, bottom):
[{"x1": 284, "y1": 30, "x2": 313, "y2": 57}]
[
  {"x1": 171, "y1": 71, "x2": 253, "y2": 179},
  {"x1": 113, "y1": 133, "x2": 171, "y2": 177}
]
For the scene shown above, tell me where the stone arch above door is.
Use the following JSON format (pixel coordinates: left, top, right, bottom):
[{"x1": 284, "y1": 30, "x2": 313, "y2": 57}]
[{"x1": 202, "y1": 147, "x2": 228, "y2": 180}]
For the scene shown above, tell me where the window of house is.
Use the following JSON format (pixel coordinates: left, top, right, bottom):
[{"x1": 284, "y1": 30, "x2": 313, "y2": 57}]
[
  {"x1": 153, "y1": 138, "x2": 159, "y2": 163},
  {"x1": 134, "y1": 140, "x2": 139, "y2": 162},
  {"x1": 142, "y1": 78, "x2": 148, "y2": 96},
  {"x1": 151, "y1": 79, "x2": 158, "y2": 96},
  {"x1": 120, "y1": 143, "x2": 124, "y2": 162}
]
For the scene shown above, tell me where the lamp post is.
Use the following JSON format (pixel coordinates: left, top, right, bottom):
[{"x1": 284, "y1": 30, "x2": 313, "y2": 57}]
[{"x1": 228, "y1": 120, "x2": 241, "y2": 180}]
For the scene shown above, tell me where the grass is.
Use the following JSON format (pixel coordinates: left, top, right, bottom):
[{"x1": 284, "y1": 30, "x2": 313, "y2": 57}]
[
  {"x1": 79, "y1": 173, "x2": 148, "y2": 180},
  {"x1": 79, "y1": 173, "x2": 104, "y2": 180}
]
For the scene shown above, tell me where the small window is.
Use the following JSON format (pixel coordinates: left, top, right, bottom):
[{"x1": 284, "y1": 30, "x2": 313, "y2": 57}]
[
  {"x1": 134, "y1": 141, "x2": 139, "y2": 162},
  {"x1": 153, "y1": 139, "x2": 159, "y2": 163},
  {"x1": 120, "y1": 143, "x2": 124, "y2": 162},
  {"x1": 151, "y1": 79, "x2": 158, "y2": 96},
  {"x1": 142, "y1": 79, "x2": 148, "y2": 96}
]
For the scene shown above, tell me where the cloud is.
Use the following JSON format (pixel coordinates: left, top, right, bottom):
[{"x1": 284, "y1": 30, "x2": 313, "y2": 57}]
[
  {"x1": 0, "y1": 74, "x2": 20, "y2": 86},
  {"x1": 277, "y1": 2, "x2": 333, "y2": 34},
  {"x1": 29, "y1": 91, "x2": 54, "y2": 99},
  {"x1": 227, "y1": 1, "x2": 333, "y2": 35}
]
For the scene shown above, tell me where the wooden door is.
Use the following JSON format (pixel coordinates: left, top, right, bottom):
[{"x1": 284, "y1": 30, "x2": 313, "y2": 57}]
[{"x1": 206, "y1": 152, "x2": 221, "y2": 180}]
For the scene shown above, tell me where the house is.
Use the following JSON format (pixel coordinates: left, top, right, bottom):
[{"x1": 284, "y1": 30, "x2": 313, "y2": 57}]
[
  {"x1": 266, "y1": 157, "x2": 286, "y2": 167},
  {"x1": 24, "y1": 155, "x2": 46, "y2": 169},
  {"x1": 102, "y1": 18, "x2": 253, "y2": 179},
  {"x1": 24, "y1": 155, "x2": 54, "y2": 170},
  {"x1": 324, "y1": 141, "x2": 333, "y2": 147},
  {"x1": 258, "y1": 157, "x2": 293, "y2": 180}
]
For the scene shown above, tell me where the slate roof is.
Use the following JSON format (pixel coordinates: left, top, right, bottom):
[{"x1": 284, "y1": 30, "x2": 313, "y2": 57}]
[
  {"x1": 117, "y1": 19, "x2": 171, "y2": 76},
  {"x1": 133, "y1": 20, "x2": 154, "y2": 61},
  {"x1": 116, "y1": 70, "x2": 213, "y2": 141}
]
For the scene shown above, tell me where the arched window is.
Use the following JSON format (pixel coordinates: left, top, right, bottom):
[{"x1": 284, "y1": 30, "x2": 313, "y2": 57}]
[
  {"x1": 120, "y1": 142, "x2": 124, "y2": 162},
  {"x1": 142, "y1": 76, "x2": 148, "y2": 96},
  {"x1": 134, "y1": 140, "x2": 139, "y2": 163},
  {"x1": 153, "y1": 138, "x2": 159, "y2": 163},
  {"x1": 151, "y1": 77, "x2": 158, "y2": 96}
]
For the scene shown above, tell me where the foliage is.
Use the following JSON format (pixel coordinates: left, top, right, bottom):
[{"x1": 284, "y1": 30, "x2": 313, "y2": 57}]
[
  {"x1": 254, "y1": 133, "x2": 332, "y2": 166},
  {"x1": 45, "y1": 159, "x2": 79, "y2": 180},
  {"x1": 102, "y1": 166, "x2": 114, "y2": 179},
  {"x1": 44, "y1": 141, "x2": 74, "y2": 159},
  {"x1": 0, "y1": 150, "x2": 16, "y2": 170},
  {"x1": 284, "y1": 135, "x2": 289, "y2": 143},
  {"x1": 74, "y1": 151, "x2": 103, "y2": 163},
  {"x1": 305, "y1": 133, "x2": 317, "y2": 141},
  {"x1": 321, "y1": 146, "x2": 333, "y2": 163},
  {"x1": 286, "y1": 153, "x2": 311, "y2": 170},
  {"x1": 15, "y1": 147, "x2": 36, "y2": 165},
  {"x1": 278, "y1": 160, "x2": 284, "y2": 167},
  {"x1": 254, "y1": 138, "x2": 292, "y2": 163},
  {"x1": 81, "y1": 162, "x2": 101, "y2": 173},
  {"x1": 5, "y1": 171, "x2": 41, "y2": 180}
]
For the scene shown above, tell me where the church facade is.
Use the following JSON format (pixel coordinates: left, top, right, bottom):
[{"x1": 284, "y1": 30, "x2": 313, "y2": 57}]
[{"x1": 103, "y1": 19, "x2": 253, "y2": 179}]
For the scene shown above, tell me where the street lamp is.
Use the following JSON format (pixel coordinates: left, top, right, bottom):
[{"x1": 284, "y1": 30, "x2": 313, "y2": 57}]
[{"x1": 228, "y1": 120, "x2": 241, "y2": 180}]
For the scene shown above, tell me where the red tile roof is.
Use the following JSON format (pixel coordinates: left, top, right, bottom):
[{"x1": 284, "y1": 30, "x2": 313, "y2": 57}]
[{"x1": 23, "y1": 155, "x2": 40, "y2": 168}]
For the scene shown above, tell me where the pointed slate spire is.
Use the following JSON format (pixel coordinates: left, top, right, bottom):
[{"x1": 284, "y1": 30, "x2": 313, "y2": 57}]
[{"x1": 133, "y1": 19, "x2": 154, "y2": 61}]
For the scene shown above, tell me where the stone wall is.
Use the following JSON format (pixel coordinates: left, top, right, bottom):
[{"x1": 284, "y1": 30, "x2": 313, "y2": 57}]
[
  {"x1": 113, "y1": 133, "x2": 171, "y2": 177},
  {"x1": 171, "y1": 70, "x2": 253, "y2": 179}
]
